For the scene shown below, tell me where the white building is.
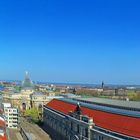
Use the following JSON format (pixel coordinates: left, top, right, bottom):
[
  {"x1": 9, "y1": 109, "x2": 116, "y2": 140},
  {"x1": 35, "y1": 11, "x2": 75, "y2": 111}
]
[
  {"x1": 2, "y1": 103, "x2": 11, "y2": 108},
  {"x1": 2, "y1": 103, "x2": 18, "y2": 129}
]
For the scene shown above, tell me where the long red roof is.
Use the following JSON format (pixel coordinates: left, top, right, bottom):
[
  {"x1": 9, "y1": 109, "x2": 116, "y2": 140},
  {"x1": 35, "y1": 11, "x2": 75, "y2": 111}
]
[
  {"x1": 0, "y1": 133, "x2": 7, "y2": 140},
  {"x1": 47, "y1": 99, "x2": 140, "y2": 139},
  {"x1": 0, "y1": 119, "x2": 7, "y2": 140}
]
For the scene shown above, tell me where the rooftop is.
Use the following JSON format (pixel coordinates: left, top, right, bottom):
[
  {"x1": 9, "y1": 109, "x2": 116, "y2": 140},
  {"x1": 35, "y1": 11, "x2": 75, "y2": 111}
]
[
  {"x1": 46, "y1": 98, "x2": 140, "y2": 139},
  {"x1": 31, "y1": 92, "x2": 45, "y2": 96},
  {"x1": 0, "y1": 118, "x2": 7, "y2": 140},
  {"x1": 74, "y1": 97, "x2": 140, "y2": 110}
]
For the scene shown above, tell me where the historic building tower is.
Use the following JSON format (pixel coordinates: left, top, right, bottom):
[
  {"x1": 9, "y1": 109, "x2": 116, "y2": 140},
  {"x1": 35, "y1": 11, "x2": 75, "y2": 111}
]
[{"x1": 20, "y1": 71, "x2": 34, "y2": 110}]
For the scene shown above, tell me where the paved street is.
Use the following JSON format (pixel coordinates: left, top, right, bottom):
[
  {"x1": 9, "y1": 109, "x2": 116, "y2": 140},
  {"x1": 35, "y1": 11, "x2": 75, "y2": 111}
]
[
  {"x1": 8, "y1": 129, "x2": 23, "y2": 140},
  {"x1": 20, "y1": 117, "x2": 51, "y2": 140}
]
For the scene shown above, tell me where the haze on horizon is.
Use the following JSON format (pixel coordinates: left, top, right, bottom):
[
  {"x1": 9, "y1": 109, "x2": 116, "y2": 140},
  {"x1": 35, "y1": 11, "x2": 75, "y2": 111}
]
[{"x1": 0, "y1": 0, "x2": 140, "y2": 85}]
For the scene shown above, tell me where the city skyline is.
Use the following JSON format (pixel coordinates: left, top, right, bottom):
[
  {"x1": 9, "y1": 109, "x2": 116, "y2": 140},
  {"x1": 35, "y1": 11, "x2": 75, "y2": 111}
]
[{"x1": 0, "y1": 0, "x2": 140, "y2": 84}]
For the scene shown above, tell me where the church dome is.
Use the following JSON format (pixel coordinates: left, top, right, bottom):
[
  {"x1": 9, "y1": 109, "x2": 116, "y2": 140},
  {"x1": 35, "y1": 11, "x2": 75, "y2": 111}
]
[{"x1": 22, "y1": 71, "x2": 33, "y2": 88}]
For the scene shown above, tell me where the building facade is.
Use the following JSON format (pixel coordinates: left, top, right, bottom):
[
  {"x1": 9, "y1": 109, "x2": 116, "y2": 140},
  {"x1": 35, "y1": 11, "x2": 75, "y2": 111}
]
[
  {"x1": 2, "y1": 103, "x2": 18, "y2": 129},
  {"x1": 4, "y1": 108, "x2": 18, "y2": 129},
  {"x1": 2, "y1": 72, "x2": 55, "y2": 111},
  {"x1": 43, "y1": 98, "x2": 140, "y2": 140}
]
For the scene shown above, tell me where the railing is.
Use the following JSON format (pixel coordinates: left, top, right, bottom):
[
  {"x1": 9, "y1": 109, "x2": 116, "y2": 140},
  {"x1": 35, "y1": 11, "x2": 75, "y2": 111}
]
[{"x1": 91, "y1": 126, "x2": 139, "y2": 140}]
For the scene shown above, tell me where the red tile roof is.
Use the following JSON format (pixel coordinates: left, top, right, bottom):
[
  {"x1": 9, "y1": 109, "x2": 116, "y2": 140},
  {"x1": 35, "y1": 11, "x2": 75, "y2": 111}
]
[
  {"x1": 0, "y1": 133, "x2": 7, "y2": 140},
  {"x1": 0, "y1": 121, "x2": 5, "y2": 127},
  {"x1": 0, "y1": 119, "x2": 7, "y2": 140},
  {"x1": 47, "y1": 99, "x2": 140, "y2": 139}
]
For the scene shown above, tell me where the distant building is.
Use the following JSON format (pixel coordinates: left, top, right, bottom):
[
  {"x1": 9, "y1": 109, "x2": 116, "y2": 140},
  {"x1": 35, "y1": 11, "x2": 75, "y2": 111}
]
[
  {"x1": 101, "y1": 81, "x2": 104, "y2": 89},
  {"x1": 3, "y1": 72, "x2": 56, "y2": 112},
  {"x1": 30, "y1": 92, "x2": 54, "y2": 108},
  {"x1": 60, "y1": 93, "x2": 81, "y2": 98},
  {"x1": 126, "y1": 87, "x2": 136, "y2": 90},
  {"x1": 35, "y1": 84, "x2": 56, "y2": 92},
  {"x1": 3, "y1": 72, "x2": 34, "y2": 110}
]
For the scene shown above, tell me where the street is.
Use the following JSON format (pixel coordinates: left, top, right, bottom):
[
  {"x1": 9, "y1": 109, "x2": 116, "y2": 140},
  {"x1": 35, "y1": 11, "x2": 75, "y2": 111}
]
[
  {"x1": 7, "y1": 128, "x2": 23, "y2": 140},
  {"x1": 20, "y1": 117, "x2": 51, "y2": 140}
]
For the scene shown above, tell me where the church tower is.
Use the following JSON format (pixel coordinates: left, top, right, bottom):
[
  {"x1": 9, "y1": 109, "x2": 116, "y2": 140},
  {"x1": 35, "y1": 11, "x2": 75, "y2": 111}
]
[
  {"x1": 102, "y1": 81, "x2": 104, "y2": 89},
  {"x1": 21, "y1": 71, "x2": 34, "y2": 94}
]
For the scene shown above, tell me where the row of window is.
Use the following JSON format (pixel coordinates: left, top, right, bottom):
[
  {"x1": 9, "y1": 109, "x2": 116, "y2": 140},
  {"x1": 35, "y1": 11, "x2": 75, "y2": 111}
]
[
  {"x1": 33, "y1": 97, "x2": 47, "y2": 100},
  {"x1": 5, "y1": 109, "x2": 17, "y2": 113}
]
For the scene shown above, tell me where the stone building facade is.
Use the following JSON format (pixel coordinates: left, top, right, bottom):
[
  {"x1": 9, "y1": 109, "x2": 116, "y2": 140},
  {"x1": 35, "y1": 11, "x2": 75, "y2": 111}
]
[
  {"x1": 2, "y1": 72, "x2": 54, "y2": 111},
  {"x1": 43, "y1": 104, "x2": 126, "y2": 140},
  {"x1": 43, "y1": 98, "x2": 140, "y2": 140}
]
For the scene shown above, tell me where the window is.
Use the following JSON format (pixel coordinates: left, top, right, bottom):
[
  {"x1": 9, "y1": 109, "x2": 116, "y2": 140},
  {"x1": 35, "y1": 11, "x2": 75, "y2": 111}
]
[
  {"x1": 99, "y1": 136, "x2": 104, "y2": 140},
  {"x1": 85, "y1": 128, "x2": 88, "y2": 138},
  {"x1": 13, "y1": 110, "x2": 17, "y2": 112},
  {"x1": 71, "y1": 122, "x2": 73, "y2": 130},
  {"x1": 77, "y1": 125, "x2": 80, "y2": 133},
  {"x1": 98, "y1": 136, "x2": 104, "y2": 140}
]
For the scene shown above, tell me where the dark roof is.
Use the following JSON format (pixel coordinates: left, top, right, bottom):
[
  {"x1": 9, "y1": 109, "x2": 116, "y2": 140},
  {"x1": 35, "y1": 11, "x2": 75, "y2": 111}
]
[{"x1": 75, "y1": 97, "x2": 140, "y2": 110}]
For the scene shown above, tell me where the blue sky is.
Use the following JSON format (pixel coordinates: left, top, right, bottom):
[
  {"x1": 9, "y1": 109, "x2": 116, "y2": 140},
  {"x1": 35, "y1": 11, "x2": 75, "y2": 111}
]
[{"x1": 0, "y1": 0, "x2": 140, "y2": 84}]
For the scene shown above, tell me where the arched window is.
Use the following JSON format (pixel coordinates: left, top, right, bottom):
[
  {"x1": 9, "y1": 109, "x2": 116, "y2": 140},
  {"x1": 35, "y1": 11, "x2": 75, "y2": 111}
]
[{"x1": 22, "y1": 103, "x2": 26, "y2": 110}]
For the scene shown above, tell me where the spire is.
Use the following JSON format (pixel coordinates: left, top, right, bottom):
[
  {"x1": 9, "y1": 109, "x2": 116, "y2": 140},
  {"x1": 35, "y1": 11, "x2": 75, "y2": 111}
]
[{"x1": 102, "y1": 81, "x2": 104, "y2": 89}]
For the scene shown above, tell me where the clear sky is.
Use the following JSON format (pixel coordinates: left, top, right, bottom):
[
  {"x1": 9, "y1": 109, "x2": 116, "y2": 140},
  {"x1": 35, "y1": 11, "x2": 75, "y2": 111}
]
[{"x1": 0, "y1": 0, "x2": 140, "y2": 84}]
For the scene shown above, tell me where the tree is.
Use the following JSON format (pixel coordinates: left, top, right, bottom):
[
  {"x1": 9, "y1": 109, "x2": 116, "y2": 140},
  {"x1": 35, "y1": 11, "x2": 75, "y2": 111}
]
[{"x1": 25, "y1": 108, "x2": 39, "y2": 123}]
